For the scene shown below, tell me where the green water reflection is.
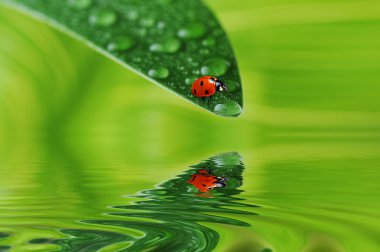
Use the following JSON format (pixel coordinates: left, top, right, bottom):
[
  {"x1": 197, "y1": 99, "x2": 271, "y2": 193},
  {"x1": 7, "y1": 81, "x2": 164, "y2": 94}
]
[
  {"x1": 28, "y1": 152, "x2": 257, "y2": 252},
  {"x1": 1, "y1": 140, "x2": 380, "y2": 252}
]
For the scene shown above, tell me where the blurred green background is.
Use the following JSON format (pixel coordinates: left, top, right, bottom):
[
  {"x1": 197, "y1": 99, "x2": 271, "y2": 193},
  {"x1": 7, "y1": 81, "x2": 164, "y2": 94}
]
[{"x1": 0, "y1": 0, "x2": 380, "y2": 251}]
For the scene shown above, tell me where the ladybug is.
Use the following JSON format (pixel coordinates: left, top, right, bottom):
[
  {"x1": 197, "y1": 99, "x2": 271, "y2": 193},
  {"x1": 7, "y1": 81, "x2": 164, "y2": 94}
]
[
  {"x1": 187, "y1": 169, "x2": 227, "y2": 193},
  {"x1": 192, "y1": 76, "x2": 228, "y2": 99}
]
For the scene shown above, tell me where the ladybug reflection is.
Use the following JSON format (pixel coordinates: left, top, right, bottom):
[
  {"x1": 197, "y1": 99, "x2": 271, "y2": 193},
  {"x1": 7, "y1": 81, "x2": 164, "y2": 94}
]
[{"x1": 187, "y1": 169, "x2": 227, "y2": 193}]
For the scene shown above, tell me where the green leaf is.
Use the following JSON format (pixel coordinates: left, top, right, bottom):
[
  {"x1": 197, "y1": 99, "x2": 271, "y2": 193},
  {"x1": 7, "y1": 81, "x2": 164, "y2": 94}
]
[{"x1": 0, "y1": 0, "x2": 243, "y2": 117}]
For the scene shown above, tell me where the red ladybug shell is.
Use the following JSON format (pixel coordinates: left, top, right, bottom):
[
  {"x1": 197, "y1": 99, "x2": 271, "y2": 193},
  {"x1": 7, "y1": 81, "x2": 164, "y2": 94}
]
[
  {"x1": 192, "y1": 76, "x2": 218, "y2": 98},
  {"x1": 187, "y1": 169, "x2": 219, "y2": 193}
]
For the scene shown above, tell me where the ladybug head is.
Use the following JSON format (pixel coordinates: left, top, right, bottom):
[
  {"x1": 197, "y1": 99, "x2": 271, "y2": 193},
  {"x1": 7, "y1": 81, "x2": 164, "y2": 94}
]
[{"x1": 215, "y1": 80, "x2": 228, "y2": 92}]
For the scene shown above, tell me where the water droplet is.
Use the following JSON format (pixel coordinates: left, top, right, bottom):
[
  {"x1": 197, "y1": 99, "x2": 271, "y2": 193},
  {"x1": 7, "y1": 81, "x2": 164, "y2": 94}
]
[
  {"x1": 177, "y1": 65, "x2": 185, "y2": 71},
  {"x1": 177, "y1": 22, "x2": 206, "y2": 39},
  {"x1": 202, "y1": 37, "x2": 216, "y2": 47},
  {"x1": 89, "y1": 10, "x2": 117, "y2": 27},
  {"x1": 133, "y1": 57, "x2": 142, "y2": 62},
  {"x1": 185, "y1": 76, "x2": 197, "y2": 85},
  {"x1": 137, "y1": 28, "x2": 147, "y2": 36},
  {"x1": 148, "y1": 67, "x2": 170, "y2": 79},
  {"x1": 107, "y1": 36, "x2": 134, "y2": 52},
  {"x1": 149, "y1": 38, "x2": 181, "y2": 53},
  {"x1": 125, "y1": 10, "x2": 139, "y2": 20},
  {"x1": 67, "y1": 0, "x2": 92, "y2": 9},
  {"x1": 201, "y1": 58, "x2": 230, "y2": 76},
  {"x1": 157, "y1": 21, "x2": 165, "y2": 29},
  {"x1": 199, "y1": 48, "x2": 210, "y2": 55},
  {"x1": 224, "y1": 80, "x2": 240, "y2": 92},
  {"x1": 140, "y1": 17, "x2": 155, "y2": 27},
  {"x1": 213, "y1": 100, "x2": 242, "y2": 116}
]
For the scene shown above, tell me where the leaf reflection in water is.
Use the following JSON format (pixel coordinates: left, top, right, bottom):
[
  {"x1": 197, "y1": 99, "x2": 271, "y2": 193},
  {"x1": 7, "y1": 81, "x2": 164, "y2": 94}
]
[
  {"x1": 30, "y1": 152, "x2": 258, "y2": 252},
  {"x1": 0, "y1": 233, "x2": 11, "y2": 251}
]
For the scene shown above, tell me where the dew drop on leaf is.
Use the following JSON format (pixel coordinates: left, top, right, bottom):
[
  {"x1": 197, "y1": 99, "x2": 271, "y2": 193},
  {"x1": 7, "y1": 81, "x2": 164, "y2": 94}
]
[
  {"x1": 107, "y1": 36, "x2": 134, "y2": 52},
  {"x1": 213, "y1": 100, "x2": 242, "y2": 117},
  {"x1": 148, "y1": 67, "x2": 170, "y2": 79},
  {"x1": 201, "y1": 58, "x2": 230, "y2": 76},
  {"x1": 149, "y1": 38, "x2": 181, "y2": 53},
  {"x1": 137, "y1": 28, "x2": 147, "y2": 36},
  {"x1": 66, "y1": 0, "x2": 92, "y2": 10},
  {"x1": 125, "y1": 10, "x2": 139, "y2": 20},
  {"x1": 177, "y1": 65, "x2": 185, "y2": 71},
  {"x1": 177, "y1": 22, "x2": 206, "y2": 39},
  {"x1": 157, "y1": 21, "x2": 165, "y2": 30},
  {"x1": 202, "y1": 37, "x2": 216, "y2": 47},
  {"x1": 199, "y1": 48, "x2": 210, "y2": 55},
  {"x1": 185, "y1": 76, "x2": 197, "y2": 85},
  {"x1": 133, "y1": 57, "x2": 142, "y2": 62},
  {"x1": 88, "y1": 9, "x2": 117, "y2": 27},
  {"x1": 224, "y1": 80, "x2": 240, "y2": 93},
  {"x1": 139, "y1": 17, "x2": 155, "y2": 28}
]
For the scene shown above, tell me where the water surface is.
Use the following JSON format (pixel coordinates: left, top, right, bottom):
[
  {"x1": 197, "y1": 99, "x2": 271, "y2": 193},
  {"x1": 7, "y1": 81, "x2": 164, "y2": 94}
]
[{"x1": 0, "y1": 140, "x2": 379, "y2": 251}]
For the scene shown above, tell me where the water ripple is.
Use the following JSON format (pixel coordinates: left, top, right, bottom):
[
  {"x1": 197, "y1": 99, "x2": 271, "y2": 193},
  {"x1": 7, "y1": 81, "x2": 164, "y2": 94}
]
[
  {"x1": 0, "y1": 233, "x2": 11, "y2": 252},
  {"x1": 30, "y1": 152, "x2": 257, "y2": 251},
  {"x1": 30, "y1": 230, "x2": 132, "y2": 252}
]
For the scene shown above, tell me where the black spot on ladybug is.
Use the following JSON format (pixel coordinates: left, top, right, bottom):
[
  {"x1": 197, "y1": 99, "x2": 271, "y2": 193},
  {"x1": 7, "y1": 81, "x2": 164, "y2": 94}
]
[
  {"x1": 202, "y1": 184, "x2": 207, "y2": 187},
  {"x1": 190, "y1": 175, "x2": 197, "y2": 182},
  {"x1": 194, "y1": 89, "x2": 197, "y2": 94},
  {"x1": 200, "y1": 81, "x2": 204, "y2": 86},
  {"x1": 205, "y1": 90, "x2": 209, "y2": 94}
]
